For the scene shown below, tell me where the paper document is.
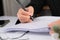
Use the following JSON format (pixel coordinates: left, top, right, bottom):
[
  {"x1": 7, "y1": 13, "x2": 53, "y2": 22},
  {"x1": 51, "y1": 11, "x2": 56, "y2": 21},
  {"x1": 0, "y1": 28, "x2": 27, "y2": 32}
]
[
  {"x1": 5, "y1": 27, "x2": 50, "y2": 34},
  {"x1": 1, "y1": 16, "x2": 60, "y2": 33}
]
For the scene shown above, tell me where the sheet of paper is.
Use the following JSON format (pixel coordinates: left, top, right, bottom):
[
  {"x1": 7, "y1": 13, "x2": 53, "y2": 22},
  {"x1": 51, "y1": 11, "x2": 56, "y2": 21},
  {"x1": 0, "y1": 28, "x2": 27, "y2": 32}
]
[
  {"x1": 5, "y1": 16, "x2": 60, "y2": 28},
  {"x1": 1, "y1": 16, "x2": 60, "y2": 33}
]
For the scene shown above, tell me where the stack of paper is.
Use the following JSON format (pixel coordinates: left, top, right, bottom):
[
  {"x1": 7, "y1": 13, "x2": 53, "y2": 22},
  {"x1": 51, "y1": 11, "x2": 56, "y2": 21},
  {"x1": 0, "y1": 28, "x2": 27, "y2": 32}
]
[{"x1": 1, "y1": 16, "x2": 60, "y2": 34}]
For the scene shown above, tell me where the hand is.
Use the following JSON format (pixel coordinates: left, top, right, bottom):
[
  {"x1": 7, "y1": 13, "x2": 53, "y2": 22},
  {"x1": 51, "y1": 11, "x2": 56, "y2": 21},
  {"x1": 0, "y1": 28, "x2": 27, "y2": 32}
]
[
  {"x1": 48, "y1": 20, "x2": 60, "y2": 35},
  {"x1": 17, "y1": 6, "x2": 34, "y2": 23}
]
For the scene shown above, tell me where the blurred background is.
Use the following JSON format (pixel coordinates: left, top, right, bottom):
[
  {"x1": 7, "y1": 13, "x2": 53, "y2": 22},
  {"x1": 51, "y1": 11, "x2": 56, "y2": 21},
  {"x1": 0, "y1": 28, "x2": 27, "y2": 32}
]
[{"x1": 1, "y1": 0, "x2": 28, "y2": 16}]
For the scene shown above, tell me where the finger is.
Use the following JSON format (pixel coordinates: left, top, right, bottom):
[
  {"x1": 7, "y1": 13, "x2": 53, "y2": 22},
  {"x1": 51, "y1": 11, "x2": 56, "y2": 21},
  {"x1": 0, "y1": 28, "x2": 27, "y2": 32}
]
[
  {"x1": 17, "y1": 8, "x2": 25, "y2": 15},
  {"x1": 17, "y1": 13, "x2": 29, "y2": 19},
  {"x1": 19, "y1": 15, "x2": 30, "y2": 22},
  {"x1": 26, "y1": 6, "x2": 34, "y2": 16},
  {"x1": 49, "y1": 30, "x2": 55, "y2": 35},
  {"x1": 21, "y1": 11, "x2": 30, "y2": 16},
  {"x1": 20, "y1": 15, "x2": 30, "y2": 19},
  {"x1": 18, "y1": 8, "x2": 30, "y2": 16}
]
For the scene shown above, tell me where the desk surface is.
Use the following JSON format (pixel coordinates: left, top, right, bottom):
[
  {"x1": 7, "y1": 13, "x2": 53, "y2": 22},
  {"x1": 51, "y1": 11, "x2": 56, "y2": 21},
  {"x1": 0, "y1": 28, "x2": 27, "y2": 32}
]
[{"x1": 0, "y1": 16, "x2": 57, "y2": 40}]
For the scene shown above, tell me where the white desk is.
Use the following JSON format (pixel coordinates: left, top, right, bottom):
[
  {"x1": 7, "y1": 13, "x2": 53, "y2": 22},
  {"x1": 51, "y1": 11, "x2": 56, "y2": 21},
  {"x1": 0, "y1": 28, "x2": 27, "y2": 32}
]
[
  {"x1": 0, "y1": 16, "x2": 18, "y2": 27},
  {"x1": 0, "y1": 16, "x2": 56, "y2": 40}
]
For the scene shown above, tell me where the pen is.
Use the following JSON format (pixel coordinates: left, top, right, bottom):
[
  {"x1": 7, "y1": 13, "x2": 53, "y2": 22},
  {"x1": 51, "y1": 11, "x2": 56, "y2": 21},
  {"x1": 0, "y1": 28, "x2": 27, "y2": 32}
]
[
  {"x1": 15, "y1": 0, "x2": 26, "y2": 24},
  {"x1": 16, "y1": 0, "x2": 26, "y2": 11}
]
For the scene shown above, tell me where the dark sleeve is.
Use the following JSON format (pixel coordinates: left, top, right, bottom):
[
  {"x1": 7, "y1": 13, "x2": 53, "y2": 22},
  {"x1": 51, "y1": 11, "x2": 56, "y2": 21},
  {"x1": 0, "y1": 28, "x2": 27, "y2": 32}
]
[
  {"x1": 45, "y1": 0, "x2": 60, "y2": 16},
  {"x1": 44, "y1": 0, "x2": 58, "y2": 16},
  {"x1": 26, "y1": 0, "x2": 46, "y2": 18}
]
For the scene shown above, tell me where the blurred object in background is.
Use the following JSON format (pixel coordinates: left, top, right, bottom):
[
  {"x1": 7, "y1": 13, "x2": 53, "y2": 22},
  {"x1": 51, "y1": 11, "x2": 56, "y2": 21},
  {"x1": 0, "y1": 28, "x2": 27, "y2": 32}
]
[
  {"x1": 41, "y1": 5, "x2": 52, "y2": 16},
  {"x1": 0, "y1": 0, "x2": 4, "y2": 16},
  {"x1": 3, "y1": 0, "x2": 31, "y2": 16},
  {"x1": 0, "y1": 0, "x2": 5, "y2": 27}
]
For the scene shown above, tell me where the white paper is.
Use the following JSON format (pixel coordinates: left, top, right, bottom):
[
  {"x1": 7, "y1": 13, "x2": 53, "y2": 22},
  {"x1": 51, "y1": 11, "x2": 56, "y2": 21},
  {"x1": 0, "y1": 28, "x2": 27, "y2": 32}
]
[
  {"x1": 0, "y1": 16, "x2": 57, "y2": 40},
  {"x1": 5, "y1": 16, "x2": 60, "y2": 28},
  {"x1": 1, "y1": 16, "x2": 60, "y2": 33}
]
